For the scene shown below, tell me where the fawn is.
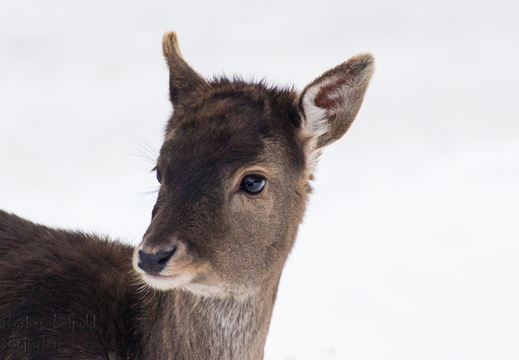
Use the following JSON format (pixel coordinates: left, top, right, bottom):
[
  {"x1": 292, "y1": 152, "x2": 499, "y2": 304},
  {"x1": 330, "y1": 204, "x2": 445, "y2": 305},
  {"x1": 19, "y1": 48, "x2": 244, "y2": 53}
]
[{"x1": 0, "y1": 32, "x2": 374, "y2": 359}]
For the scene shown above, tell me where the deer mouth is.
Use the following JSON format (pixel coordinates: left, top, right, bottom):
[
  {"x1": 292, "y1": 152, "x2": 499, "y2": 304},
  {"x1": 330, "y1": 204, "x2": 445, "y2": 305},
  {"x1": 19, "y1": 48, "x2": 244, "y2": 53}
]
[
  {"x1": 132, "y1": 237, "x2": 219, "y2": 292},
  {"x1": 139, "y1": 270, "x2": 198, "y2": 290},
  {"x1": 145, "y1": 273, "x2": 180, "y2": 280}
]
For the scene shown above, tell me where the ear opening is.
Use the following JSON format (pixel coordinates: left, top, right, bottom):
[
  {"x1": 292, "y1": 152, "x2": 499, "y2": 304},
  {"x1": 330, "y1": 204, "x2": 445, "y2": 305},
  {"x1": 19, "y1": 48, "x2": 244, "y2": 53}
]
[
  {"x1": 162, "y1": 32, "x2": 207, "y2": 105},
  {"x1": 299, "y1": 53, "x2": 375, "y2": 168}
]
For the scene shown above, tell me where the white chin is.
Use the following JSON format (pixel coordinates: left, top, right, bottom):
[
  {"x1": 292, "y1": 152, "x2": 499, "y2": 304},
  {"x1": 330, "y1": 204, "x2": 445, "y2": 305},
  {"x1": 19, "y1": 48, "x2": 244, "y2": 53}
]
[{"x1": 140, "y1": 272, "x2": 196, "y2": 291}]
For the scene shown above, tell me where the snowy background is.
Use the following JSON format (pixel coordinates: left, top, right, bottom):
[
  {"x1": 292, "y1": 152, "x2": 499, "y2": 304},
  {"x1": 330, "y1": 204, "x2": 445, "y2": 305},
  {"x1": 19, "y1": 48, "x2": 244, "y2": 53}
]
[{"x1": 1, "y1": 1, "x2": 518, "y2": 359}]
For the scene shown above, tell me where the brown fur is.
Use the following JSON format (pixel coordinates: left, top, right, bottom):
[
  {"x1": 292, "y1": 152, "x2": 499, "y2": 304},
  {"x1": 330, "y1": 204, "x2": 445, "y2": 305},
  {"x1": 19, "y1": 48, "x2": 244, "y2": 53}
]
[{"x1": 0, "y1": 32, "x2": 374, "y2": 359}]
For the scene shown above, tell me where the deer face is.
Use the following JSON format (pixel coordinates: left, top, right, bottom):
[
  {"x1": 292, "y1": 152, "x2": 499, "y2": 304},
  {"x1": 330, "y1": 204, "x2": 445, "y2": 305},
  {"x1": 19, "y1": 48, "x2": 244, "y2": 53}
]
[
  {"x1": 136, "y1": 84, "x2": 307, "y2": 297},
  {"x1": 133, "y1": 33, "x2": 374, "y2": 298}
]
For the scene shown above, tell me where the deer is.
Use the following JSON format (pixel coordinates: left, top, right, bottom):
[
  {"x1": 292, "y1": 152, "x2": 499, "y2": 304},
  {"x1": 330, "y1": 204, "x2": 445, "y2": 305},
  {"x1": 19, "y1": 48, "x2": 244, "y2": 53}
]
[{"x1": 0, "y1": 32, "x2": 374, "y2": 360}]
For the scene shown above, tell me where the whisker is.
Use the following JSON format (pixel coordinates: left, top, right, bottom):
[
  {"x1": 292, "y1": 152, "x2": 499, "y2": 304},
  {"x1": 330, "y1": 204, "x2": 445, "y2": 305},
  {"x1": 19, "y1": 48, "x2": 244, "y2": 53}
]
[{"x1": 128, "y1": 134, "x2": 160, "y2": 169}]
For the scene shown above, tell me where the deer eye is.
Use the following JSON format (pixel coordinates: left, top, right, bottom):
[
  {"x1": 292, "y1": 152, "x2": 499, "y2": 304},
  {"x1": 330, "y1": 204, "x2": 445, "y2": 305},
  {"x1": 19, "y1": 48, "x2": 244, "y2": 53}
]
[
  {"x1": 240, "y1": 175, "x2": 266, "y2": 195},
  {"x1": 156, "y1": 169, "x2": 162, "y2": 184}
]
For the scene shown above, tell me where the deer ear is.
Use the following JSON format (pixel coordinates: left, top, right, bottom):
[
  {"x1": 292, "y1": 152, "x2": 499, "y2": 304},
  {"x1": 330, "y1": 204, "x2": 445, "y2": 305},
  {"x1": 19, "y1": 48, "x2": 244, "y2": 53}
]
[
  {"x1": 298, "y1": 53, "x2": 374, "y2": 166},
  {"x1": 162, "y1": 32, "x2": 207, "y2": 105}
]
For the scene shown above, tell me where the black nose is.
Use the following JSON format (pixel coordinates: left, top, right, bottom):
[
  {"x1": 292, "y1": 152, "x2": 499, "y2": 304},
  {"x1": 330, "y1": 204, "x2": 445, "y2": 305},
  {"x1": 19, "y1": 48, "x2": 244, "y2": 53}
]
[{"x1": 137, "y1": 248, "x2": 176, "y2": 275}]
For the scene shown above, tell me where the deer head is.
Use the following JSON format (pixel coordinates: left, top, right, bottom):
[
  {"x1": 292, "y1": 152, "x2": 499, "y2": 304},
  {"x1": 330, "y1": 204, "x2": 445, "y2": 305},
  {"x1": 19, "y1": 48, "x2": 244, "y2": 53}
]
[{"x1": 133, "y1": 32, "x2": 374, "y2": 298}]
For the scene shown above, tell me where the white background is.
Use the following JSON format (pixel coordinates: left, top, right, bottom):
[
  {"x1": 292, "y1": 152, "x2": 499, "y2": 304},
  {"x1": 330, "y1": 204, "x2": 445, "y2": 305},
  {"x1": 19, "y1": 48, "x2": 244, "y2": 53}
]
[{"x1": 1, "y1": 1, "x2": 518, "y2": 359}]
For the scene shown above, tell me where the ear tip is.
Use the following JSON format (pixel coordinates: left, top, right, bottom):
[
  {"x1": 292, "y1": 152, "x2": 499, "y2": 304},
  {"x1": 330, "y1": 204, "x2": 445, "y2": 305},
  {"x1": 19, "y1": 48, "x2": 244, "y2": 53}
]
[
  {"x1": 163, "y1": 31, "x2": 178, "y2": 43},
  {"x1": 162, "y1": 31, "x2": 182, "y2": 59},
  {"x1": 354, "y1": 52, "x2": 375, "y2": 65},
  {"x1": 349, "y1": 52, "x2": 375, "y2": 74}
]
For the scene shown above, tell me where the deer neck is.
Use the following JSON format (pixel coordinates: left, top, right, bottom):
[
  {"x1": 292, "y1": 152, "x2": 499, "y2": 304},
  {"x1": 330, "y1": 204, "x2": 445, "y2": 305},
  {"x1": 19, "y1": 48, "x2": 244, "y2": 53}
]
[{"x1": 142, "y1": 280, "x2": 279, "y2": 360}]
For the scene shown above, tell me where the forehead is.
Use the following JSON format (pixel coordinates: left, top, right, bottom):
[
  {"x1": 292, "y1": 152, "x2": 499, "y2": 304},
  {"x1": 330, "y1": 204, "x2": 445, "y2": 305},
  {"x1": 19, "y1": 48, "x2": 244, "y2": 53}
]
[{"x1": 160, "y1": 81, "x2": 304, "y2": 173}]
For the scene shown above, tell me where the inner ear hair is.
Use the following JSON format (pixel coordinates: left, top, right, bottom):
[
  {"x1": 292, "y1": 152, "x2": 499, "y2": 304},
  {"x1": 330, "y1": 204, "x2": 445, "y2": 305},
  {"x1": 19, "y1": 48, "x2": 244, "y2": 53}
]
[{"x1": 299, "y1": 53, "x2": 375, "y2": 156}]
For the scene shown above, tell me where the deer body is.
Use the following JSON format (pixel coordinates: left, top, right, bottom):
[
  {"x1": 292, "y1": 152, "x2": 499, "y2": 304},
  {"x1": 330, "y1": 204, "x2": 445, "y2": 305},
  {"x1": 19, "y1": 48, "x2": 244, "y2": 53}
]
[
  {"x1": 0, "y1": 33, "x2": 374, "y2": 359},
  {"x1": 0, "y1": 211, "x2": 275, "y2": 359}
]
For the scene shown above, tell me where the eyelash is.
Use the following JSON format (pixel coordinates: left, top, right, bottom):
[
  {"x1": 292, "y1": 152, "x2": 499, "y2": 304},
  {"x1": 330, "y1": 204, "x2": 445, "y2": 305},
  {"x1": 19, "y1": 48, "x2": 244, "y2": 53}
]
[{"x1": 154, "y1": 167, "x2": 162, "y2": 184}]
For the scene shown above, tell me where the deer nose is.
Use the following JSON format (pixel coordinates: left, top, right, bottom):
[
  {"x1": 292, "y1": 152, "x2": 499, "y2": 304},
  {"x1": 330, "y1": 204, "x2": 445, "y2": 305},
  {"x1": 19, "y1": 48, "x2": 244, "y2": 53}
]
[{"x1": 137, "y1": 248, "x2": 176, "y2": 275}]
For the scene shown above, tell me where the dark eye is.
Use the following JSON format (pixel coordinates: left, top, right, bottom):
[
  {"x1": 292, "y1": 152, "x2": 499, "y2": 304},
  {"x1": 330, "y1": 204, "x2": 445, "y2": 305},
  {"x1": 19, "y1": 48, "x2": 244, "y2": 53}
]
[
  {"x1": 240, "y1": 174, "x2": 266, "y2": 195},
  {"x1": 156, "y1": 169, "x2": 162, "y2": 184}
]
